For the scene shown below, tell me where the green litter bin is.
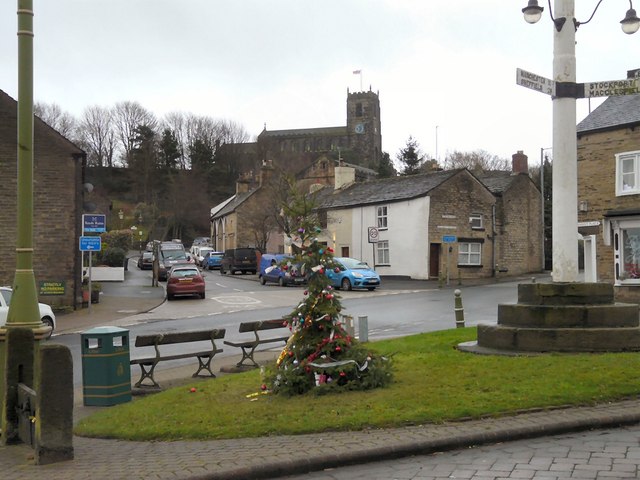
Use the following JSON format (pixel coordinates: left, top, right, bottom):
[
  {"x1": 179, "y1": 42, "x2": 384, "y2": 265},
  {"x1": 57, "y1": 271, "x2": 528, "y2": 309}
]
[{"x1": 81, "y1": 326, "x2": 131, "y2": 406}]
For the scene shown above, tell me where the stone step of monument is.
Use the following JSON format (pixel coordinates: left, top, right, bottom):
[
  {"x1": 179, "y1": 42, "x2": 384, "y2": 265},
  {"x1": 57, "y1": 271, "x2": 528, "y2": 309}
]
[
  {"x1": 497, "y1": 303, "x2": 639, "y2": 328},
  {"x1": 518, "y1": 283, "x2": 614, "y2": 305},
  {"x1": 475, "y1": 324, "x2": 640, "y2": 353}
]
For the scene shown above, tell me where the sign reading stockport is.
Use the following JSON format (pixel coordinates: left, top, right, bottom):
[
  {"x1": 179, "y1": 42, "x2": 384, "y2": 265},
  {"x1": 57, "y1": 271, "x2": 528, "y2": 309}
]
[{"x1": 584, "y1": 78, "x2": 640, "y2": 98}]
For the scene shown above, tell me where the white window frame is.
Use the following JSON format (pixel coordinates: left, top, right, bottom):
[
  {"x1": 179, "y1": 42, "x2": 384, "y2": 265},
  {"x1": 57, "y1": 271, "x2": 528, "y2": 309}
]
[
  {"x1": 615, "y1": 151, "x2": 640, "y2": 196},
  {"x1": 470, "y1": 213, "x2": 483, "y2": 229},
  {"x1": 612, "y1": 218, "x2": 640, "y2": 285},
  {"x1": 376, "y1": 205, "x2": 388, "y2": 230},
  {"x1": 376, "y1": 240, "x2": 390, "y2": 265},
  {"x1": 458, "y1": 242, "x2": 482, "y2": 266}
]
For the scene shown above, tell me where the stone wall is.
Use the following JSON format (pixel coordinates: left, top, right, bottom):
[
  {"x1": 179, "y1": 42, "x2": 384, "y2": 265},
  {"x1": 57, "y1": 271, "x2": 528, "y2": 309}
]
[{"x1": 0, "y1": 91, "x2": 83, "y2": 308}]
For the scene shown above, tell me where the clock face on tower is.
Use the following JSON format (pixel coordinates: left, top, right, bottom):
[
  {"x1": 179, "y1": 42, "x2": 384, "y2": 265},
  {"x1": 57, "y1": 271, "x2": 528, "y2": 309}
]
[{"x1": 354, "y1": 123, "x2": 365, "y2": 134}]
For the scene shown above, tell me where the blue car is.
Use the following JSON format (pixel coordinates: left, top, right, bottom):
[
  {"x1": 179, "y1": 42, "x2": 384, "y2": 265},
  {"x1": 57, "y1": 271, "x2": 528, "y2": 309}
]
[
  {"x1": 326, "y1": 257, "x2": 381, "y2": 291},
  {"x1": 259, "y1": 254, "x2": 305, "y2": 287},
  {"x1": 203, "y1": 251, "x2": 224, "y2": 270}
]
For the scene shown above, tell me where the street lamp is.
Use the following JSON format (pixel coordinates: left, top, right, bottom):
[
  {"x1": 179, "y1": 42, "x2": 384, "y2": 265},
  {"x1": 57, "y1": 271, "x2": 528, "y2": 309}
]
[
  {"x1": 521, "y1": 0, "x2": 639, "y2": 282},
  {"x1": 118, "y1": 209, "x2": 124, "y2": 230}
]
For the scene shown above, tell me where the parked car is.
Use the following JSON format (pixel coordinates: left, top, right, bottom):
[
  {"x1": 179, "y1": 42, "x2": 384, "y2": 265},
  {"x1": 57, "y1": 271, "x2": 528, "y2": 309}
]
[
  {"x1": 326, "y1": 257, "x2": 381, "y2": 291},
  {"x1": 259, "y1": 254, "x2": 305, "y2": 287},
  {"x1": 220, "y1": 248, "x2": 258, "y2": 275},
  {"x1": 137, "y1": 251, "x2": 154, "y2": 270},
  {"x1": 202, "y1": 251, "x2": 224, "y2": 270},
  {"x1": 166, "y1": 266, "x2": 206, "y2": 300},
  {"x1": 158, "y1": 241, "x2": 190, "y2": 281},
  {"x1": 0, "y1": 286, "x2": 56, "y2": 338},
  {"x1": 194, "y1": 246, "x2": 214, "y2": 267},
  {"x1": 191, "y1": 236, "x2": 210, "y2": 247}
]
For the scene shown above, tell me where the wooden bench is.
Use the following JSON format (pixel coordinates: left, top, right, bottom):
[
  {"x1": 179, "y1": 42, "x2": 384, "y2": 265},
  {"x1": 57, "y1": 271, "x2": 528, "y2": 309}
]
[
  {"x1": 224, "y1": 320, "x2": 289, "y2": 367},
  {"x1": 130, "y1": 329, "x2": 225, "y2": 388}
]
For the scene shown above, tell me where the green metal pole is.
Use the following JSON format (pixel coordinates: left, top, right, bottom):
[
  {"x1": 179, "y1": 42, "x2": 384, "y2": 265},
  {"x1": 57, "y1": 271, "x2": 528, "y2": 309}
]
[{"x1": 7, "y1": 0, "x2": 42, "y2": 331}]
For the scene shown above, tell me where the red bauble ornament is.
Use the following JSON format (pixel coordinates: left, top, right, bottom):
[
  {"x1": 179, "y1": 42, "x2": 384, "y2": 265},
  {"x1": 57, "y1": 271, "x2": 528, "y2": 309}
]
[
  {"x1": 339, "y1": 371, "x2": 346, "y2": 377},
  {"x1": 335, "y1": 346, "x2": 342, "y2": 352},
  {"x1": 282, "y1": 265, "x2": 288, "y2": 270},
  {"x1": 190, "y1": 387, "x2": 197, "y2": 393},
  {"x1": 261, "y1": 384, "x2": 267, "y2": 391},
  {"x1": 334, "y1": 267, "x2": 340, "y2": 273},
  {"x1": 288, "y1": 351, "x2": 294, "y2": 357}
]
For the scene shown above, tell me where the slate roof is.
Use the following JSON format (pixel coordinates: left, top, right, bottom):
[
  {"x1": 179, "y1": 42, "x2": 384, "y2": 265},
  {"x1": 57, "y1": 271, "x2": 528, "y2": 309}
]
[
  {"x1": 315, "y1": 169, "x2": 462, "y2": 209},
  {"x1": 577, "y1": 95, "x2": 640, "y2": 133},
  {"x1": 261, "y1": 126, "x2": 347, "y2": 138},
  {"x1": 210, "y1": 189, "x2": 257, "y2": 220},
  {"x1": 475, "y1": 171, "x2": 521, "y2": 195}
]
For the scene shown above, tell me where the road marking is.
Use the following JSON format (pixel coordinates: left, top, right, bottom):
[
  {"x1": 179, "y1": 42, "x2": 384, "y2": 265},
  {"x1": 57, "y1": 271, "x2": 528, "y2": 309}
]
[{"x1": 210, "y1": 295, "x2": 261, "y2": 305}]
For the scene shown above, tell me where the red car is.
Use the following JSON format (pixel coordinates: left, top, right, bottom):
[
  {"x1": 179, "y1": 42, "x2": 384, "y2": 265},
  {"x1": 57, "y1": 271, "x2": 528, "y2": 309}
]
[{"x1": 166, "y1": 266, "x2": 205, "y2": 300}]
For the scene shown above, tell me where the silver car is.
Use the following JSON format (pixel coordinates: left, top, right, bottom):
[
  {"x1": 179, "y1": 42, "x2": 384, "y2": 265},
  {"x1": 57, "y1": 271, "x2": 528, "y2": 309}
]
[{"x1": 0, "y1": 286, "x2": 56, "y2": 338}]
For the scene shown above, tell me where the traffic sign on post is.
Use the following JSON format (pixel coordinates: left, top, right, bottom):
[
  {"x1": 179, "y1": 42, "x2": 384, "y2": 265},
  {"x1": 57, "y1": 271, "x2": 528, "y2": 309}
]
[
  {"x1": 368, "y1": 227, "x2": 379, "y2": 243},
  {"x1": 79, "y1": 236, "x2": 102, "y2": 252}
]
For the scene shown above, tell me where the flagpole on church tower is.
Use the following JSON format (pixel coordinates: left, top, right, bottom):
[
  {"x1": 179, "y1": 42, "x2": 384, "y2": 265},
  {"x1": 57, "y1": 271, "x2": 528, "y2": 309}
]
[{"x1": 353, "y1": 69, "x2": 362, "y2": 91}]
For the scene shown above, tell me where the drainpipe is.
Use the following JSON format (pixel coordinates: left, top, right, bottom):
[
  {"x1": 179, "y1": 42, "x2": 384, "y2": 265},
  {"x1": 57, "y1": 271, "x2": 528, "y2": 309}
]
[{"x1": 491, "y1": 204, "x2": 496, "y2": 277}]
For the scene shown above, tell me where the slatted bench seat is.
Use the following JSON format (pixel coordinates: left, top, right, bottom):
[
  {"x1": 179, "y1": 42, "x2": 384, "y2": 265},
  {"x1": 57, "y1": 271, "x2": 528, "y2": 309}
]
[
  {"x1": 130, "y1": 328, "x2": 225, "y2": 388},
  {"x1": 224, "y1": 320, "x2": 289, "y2": 367}
]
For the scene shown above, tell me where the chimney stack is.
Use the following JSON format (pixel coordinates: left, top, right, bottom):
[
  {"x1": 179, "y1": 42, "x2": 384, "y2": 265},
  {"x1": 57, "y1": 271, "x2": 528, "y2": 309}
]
[{"x1": 512, "y1": 151, "x2": 529, "y2": 175}]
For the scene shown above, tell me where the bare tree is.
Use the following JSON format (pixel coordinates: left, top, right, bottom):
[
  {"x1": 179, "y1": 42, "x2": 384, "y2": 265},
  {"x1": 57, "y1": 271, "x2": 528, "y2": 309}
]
[
  {"x1": 112, "y1": 101, "x2": 157, "y2": 166},
  {"x1": 77, "y1": 105, "x2": 117, "y2": 167},
  {"x1": 444, "y1": 149, "x2": 509, "y2": 172},
  {"x1": 34, "y1": 102, "x2": 77, "y2": 139}
]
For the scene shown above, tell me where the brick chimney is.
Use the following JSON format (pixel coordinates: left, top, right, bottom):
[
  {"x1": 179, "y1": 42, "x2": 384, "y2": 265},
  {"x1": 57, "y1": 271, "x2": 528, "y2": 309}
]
[{"x1": 512, "y1": 151, "x2": 529, "y2": 175}]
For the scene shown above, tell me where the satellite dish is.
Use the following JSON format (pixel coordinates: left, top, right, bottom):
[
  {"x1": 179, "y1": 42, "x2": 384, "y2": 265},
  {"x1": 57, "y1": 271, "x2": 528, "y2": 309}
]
[{"x1": 84, "y1": 182, "x2": 94, "y2": 193}]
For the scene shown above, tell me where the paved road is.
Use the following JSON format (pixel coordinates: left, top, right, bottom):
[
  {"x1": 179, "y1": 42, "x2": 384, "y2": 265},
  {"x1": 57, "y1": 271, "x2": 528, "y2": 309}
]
[{"x1": 280, "y1": 424, "x2": 640, "y2": 480}]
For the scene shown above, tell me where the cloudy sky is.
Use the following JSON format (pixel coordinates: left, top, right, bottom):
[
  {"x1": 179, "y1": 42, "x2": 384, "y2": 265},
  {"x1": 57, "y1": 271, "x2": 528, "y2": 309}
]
[{"x1": 0, "y1": 1, "x2": 637, "y2": 167}]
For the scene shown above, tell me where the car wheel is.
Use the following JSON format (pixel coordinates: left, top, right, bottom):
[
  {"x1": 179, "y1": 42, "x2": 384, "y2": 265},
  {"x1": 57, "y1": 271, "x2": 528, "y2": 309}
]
[
  {"x1": 220, "y1": 267, "x2": 225, "y2": 275},
  {"x1": 260, "y1": 276, "x2": 267, "y2": 285},
  {"x1": 167, "y1": 293, "x2": 174, "y2": 301},
  {"x1": 367, "y1": 287, "x2": 376, "y2": 291},
  {"x1": 42, "y1": 317, "x2": 54, "y2": 339},
  {"x1": 278, "y1": 276, "x2": 285, "y2": 287},
  {"x1": 341, "y1": 278, "x2": 352, "y2": 291},
  {"x1": 199, "y1": 292, "x2": 205, "y2": 299}
]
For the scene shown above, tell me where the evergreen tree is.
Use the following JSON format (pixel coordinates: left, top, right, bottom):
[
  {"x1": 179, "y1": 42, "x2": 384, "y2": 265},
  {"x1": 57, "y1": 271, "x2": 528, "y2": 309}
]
[
  {"x1": 266, "y1": 177, "x2": 393, "y2": 396},
  {"x1": 396, "y1": 136, "x2": 425, "y2": 175},
  {"x1": 376, "y1": 151, "x2": 397, "y2": 178}
]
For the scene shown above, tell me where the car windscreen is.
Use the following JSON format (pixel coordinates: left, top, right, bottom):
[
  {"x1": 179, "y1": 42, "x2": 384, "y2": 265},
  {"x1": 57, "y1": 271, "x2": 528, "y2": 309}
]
[
  {"x1": 162, "y1": 250, "x2": 187, "y2": 261},
  {"x1": 340, "y1": 258, "x2": 369, "y2": 269}
]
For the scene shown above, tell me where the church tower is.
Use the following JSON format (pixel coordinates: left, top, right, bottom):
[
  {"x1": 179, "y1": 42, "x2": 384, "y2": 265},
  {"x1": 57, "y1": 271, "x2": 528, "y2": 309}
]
[{"x1": 346, "y1": 88, "x2": 382, "y2": 170}]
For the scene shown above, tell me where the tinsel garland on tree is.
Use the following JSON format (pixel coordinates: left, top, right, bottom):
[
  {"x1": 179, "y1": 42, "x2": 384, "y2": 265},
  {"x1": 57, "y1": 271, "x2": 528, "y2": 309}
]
[{"x1": 266, "y1": 185, "x2": 393, "y2": 396}]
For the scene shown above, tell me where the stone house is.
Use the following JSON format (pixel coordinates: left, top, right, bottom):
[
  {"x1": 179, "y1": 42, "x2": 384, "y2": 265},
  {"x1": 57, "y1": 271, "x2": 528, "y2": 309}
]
[
  {"x1": 577, "y1": 84, "x2": 640, "y2": 302},
  {"x1": 0, "y1": 89, "x2": 85, "y2": 309},
  {"x1": 312, "y1": 152, "x2": 542, "y2": 280}
]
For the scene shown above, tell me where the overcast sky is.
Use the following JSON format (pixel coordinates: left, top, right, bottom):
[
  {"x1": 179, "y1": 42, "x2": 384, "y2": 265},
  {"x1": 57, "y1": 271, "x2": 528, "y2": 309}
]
[{"x1": 1, "y1": 1, "x2": 637, "y2": 168}]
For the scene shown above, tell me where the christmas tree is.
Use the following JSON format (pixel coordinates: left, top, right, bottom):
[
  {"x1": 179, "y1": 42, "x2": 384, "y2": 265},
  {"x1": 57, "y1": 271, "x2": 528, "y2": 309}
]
[{"x1": 266, "y1": 177, "x2": 393, "y2": 396}]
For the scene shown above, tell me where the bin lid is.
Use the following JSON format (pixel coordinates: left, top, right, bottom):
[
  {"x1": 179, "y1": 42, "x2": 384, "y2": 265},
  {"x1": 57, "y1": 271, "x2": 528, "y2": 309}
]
[{"x1": 81, "y1": 326, "x2": 129, "y2": 335}]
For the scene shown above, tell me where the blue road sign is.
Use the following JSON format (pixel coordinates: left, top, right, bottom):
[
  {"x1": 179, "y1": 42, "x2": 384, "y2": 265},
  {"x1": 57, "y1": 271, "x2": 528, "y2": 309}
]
[
  {"x1": 79, "y1": 236, "x2": 102, "y2": 251},
  {"x1": 442, "y1": 235, "x2": 457, "y2": 243},
  {"x1": 83, "y1": 214, "x2": 106, "y2": 233}
]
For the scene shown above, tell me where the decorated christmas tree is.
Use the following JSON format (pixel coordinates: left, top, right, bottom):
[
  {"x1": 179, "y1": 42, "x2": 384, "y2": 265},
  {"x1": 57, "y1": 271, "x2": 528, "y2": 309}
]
[{"x1": 266, "y1": 177, "x2": 393, "y2": 396}]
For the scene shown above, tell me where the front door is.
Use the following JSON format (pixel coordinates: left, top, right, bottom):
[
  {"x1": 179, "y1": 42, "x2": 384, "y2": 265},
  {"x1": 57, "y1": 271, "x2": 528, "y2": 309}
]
[{"x1": 429, "y1": 243, "x2": 440, "y2": 279}]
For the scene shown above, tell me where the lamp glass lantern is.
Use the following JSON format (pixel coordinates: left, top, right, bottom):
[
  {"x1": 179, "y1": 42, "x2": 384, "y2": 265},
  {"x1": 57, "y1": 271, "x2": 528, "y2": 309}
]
[{"x1": 522, "y1": 0, "x2": 544, "y2": 24}]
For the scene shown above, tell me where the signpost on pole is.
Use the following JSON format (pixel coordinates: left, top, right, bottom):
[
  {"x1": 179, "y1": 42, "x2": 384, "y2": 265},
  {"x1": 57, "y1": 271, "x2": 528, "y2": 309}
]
[
  {"x1": 79, "y1": 235, "x2": 102, "y2": 313},
  {"x1": 367, "y1": 227, "x2": 379, "y2": 267},
  {"x1": 442, "y1": 235, "x2": 457, "y2": 286}
]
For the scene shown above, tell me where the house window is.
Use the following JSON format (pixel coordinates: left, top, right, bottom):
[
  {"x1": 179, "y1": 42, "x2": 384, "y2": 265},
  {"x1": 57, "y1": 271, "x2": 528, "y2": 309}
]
[
  {"x1": 355, "y1": 103, "x2": 363, "y2": 117},
  {"x1": 377, "y1": 240, "x2": 390, "y2": 265},
  {"x1": 377, "y1": 205, "x2": 388, "y2": 229},
  {"x1": 458, "y1": 242, "x2": 482, "y2": 266},
  {"x1": 470, "y1": 213, "x2": 483, "y2": 229},
  {"x1": 616, "y1": 151, "x2": 640, "y2": 195}
]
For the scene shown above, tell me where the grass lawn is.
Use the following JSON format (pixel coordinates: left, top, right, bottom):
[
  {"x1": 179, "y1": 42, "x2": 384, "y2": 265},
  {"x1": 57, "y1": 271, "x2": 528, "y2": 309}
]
[{"x1": 74, "y1": 327, "x2": 640, "y2": 441}]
